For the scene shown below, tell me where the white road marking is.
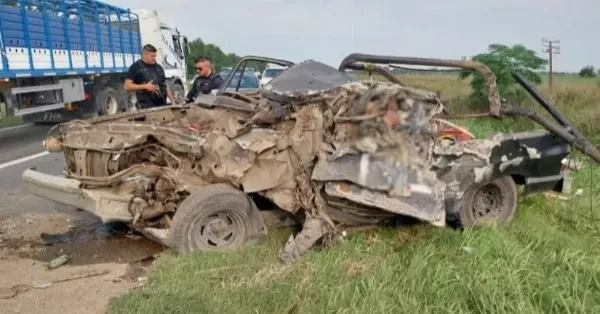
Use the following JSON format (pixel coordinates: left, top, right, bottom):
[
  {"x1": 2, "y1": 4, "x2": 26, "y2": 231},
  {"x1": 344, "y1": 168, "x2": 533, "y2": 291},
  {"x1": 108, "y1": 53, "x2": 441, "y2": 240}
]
[{"x1": 0, "y1": 151, "x2": 49, "y2": 171}]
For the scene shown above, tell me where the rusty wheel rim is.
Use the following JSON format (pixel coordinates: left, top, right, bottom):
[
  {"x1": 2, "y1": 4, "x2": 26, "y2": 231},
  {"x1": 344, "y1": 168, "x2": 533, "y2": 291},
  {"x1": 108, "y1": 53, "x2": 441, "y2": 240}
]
[
  {"x1": 190, "y1": 211, "x2": 246, "y2": 249},
  {"x1": 471, "y1": 184, "x2": 504, "y2": 220}
]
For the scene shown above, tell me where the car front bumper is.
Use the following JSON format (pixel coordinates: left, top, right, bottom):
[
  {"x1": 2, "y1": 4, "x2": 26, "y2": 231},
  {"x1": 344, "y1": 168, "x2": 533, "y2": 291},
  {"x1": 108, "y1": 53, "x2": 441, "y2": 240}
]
[
  {"x1": 22, "y1": 168, "x2": 172, "y2": 244},
  {"x1": 22, "y1": 168, "x2": 137, "y2": 223}
]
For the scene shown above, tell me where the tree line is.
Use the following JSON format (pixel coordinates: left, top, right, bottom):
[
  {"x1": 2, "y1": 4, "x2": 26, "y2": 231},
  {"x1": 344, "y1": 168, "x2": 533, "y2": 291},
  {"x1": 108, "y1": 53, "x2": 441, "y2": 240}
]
[
  {"x1": 578, "y1": 65, "x2": 600, "y2": 78},
  {"x1": 185, "y1": 38, "x2": 266, "y2": 77}
]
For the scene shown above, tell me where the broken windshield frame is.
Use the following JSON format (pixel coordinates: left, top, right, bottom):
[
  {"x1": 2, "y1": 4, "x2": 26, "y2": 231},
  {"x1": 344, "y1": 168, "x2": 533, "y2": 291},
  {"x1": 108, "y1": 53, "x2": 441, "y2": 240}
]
[{"x1": 220, "y1": 56, "x2": 295, "y2": 94}]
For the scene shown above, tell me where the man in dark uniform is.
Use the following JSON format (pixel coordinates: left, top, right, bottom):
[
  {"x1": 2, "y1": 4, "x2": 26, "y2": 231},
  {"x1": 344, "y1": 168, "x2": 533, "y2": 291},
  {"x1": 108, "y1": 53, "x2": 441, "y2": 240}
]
[
  {"x1": 124, "y1": 44, "x2": 175, "y2": 109},
  {"x1": 185, "y1": 56, "x2": 224, "y2": 103}
]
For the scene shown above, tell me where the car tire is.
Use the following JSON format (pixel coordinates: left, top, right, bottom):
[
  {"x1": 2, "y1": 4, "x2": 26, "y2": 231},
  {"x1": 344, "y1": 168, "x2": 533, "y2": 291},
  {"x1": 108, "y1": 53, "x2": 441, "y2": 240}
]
[
  {"x1": 449, "y1": 176, "x2": 518, "y2": 228},
  {"x1": 94, "y1": 86, "x2": 120, "y2": 116},
  {"x1": 169, "y1": 184, "x2": 263, "y2": 254}
]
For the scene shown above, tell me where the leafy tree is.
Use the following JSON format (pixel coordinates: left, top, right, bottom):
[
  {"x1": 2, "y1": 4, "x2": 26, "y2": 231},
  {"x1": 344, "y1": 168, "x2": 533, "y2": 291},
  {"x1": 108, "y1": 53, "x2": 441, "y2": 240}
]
[
  {"x1": 579, "y1": 65, "x2": 597, "y2": 77},
  {"x1": 459, "y1": 44, "x2": 547, "y2": 106},
  {"x1": 185, "y1": 38, "x2": 266, "y2": 78}
]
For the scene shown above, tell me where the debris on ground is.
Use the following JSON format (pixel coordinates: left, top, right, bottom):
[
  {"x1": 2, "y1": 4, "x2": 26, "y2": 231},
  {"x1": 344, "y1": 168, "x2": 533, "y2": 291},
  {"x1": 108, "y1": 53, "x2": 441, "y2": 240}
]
[
  {"x1": 461, "y1": 246, "x2": 473, "y2": 254},
  {"x1": 545, "y1": 187, "x2": 585, "y2": 201},
  {"x1": 40, "y1": 228, "x2": 79, "y2": 244},
  {"x1": 44, "y1": 254, "x2": 70, "y2": 269},
  {"x1": 562, "y1": 157, "x2": 585, "y2": 171},
  {"x1": 0, "y1": 269, "x2": 110, "y2": 299},
  {"x1": 0, "y1": 210, "x2": 163, "y2": 313},
  {"x1": 545, "y1": 192, "x2": 568, "y2": 200},
  {"x1": 125, "y1": 234, "x2": 142, "y2": 240}
]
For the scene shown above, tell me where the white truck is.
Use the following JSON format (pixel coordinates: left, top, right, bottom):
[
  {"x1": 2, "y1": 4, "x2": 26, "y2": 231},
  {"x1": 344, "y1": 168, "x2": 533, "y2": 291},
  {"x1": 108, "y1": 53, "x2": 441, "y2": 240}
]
[{"x1": 0, "y1": 0, "x2": 189, "y2": 122}]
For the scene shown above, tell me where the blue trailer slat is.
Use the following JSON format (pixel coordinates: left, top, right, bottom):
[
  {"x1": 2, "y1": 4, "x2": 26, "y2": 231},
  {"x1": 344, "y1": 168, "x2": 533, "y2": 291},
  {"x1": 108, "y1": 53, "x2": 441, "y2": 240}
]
[
  {"x1": 42, "y1": 3, "x2": 57, "y2": 70},
  {"x1": 0, "y1": 0, "x2": 142, "y2": 78}
]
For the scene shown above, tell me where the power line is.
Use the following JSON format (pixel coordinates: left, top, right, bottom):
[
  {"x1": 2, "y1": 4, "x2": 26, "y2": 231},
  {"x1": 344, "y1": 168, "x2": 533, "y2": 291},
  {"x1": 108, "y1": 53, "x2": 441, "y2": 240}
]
[{"x1": 542, "y1": 38, "x2": 560, "y2": 93}]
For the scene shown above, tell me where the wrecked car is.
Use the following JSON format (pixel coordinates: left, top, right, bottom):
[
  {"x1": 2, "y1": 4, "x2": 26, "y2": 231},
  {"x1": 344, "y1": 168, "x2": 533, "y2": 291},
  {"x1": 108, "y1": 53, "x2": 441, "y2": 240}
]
[{"x1": 21, "y1": 53, "x2": 600, "y2": 262}]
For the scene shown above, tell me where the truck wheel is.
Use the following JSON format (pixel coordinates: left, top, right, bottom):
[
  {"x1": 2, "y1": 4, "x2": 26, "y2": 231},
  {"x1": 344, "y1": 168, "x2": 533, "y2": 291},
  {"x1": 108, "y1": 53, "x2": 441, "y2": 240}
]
[
  {"x1": 451, "y1": 176, "x2": 518, "y2": 228},
  {"x1": 95, "y1": 86, "x2": 120, "y2": 116},
  {"x1": 169, "y1": 184, "x2": 263, "y2": 254},
  {"x1": 169, "y1": 83, "x2": 185, "y2": 104},
  {"x1": 126, "y1": 92, "x2": 138, "y2": 112}
]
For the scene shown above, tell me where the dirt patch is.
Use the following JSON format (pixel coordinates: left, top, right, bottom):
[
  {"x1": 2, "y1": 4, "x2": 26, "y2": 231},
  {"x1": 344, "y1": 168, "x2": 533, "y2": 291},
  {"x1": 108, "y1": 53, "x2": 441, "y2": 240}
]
[
  {"x1": 0, "y1": 211, "x2": 164, "y2": 314},
  {"x1": 0, "y1": 212, "x2": 164, "y2": 264}
]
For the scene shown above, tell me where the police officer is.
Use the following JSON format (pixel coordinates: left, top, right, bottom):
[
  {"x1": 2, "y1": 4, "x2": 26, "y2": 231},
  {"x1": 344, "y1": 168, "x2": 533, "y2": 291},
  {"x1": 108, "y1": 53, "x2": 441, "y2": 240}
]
[
  {"x1": 124, "y1": 44, "x2": 175, "y2": 109},
  {"x1": 185, "y1": 56, "x2": 224, "y2": 103}
]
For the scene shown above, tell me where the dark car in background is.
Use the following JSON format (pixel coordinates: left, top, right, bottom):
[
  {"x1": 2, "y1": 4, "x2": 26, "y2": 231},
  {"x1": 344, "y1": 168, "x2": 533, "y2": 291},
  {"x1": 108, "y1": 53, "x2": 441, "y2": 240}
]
[{"x1": 216, "y1": 72, "x2": 260, "y2": 93}]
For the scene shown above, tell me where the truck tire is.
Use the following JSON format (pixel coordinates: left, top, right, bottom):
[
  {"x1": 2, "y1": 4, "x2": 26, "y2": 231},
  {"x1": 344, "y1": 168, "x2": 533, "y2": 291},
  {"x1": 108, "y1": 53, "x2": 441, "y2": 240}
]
[
  {"x1": 126, "y1": 92, "x2": 138, "y2": 112},
  {"x1": 169, "y1": 82, "x2": 185, "y2": 104},
  {"x1": 115, "y1": 87, "x2": 138, "y2": 112},
  {"x1": 94, "y1": 86, "x2": 120, "y2": 116},
  {"x1": 169, "y1": 184, "x2": 263, "y2": 254},
  {"x1": 449, "y1": 176, "x2": 518, "y2": 228}
]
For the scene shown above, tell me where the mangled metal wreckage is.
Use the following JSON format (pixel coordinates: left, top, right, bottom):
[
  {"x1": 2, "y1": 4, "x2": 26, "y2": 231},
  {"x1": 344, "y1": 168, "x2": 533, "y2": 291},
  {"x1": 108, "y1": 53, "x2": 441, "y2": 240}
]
[{"x1": 22, "y1": 54, "x2": 600, "y2": 262}]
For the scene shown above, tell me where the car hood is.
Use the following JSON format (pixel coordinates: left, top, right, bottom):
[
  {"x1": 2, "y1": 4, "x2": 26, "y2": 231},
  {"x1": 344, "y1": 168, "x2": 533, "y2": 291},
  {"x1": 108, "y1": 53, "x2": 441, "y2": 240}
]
[{"x1": 262, "y1": 60, "x2": 356, "y2": 97}]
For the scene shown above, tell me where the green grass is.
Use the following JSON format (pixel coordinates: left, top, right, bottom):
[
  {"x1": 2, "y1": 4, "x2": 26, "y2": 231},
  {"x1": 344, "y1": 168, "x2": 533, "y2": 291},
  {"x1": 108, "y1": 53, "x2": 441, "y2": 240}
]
[
  {"x1": 0, "y1": 102, "x2": 24, "y2": 128},
  {"x1": 109, "y1": 179, "x2": 600, "y2": 314},
  {"x1": 0, "y1": 115, "x2": 24, "y2": 128},
  {"x1": 109, "y1": 74, "x2": 600, "y2": 314}
]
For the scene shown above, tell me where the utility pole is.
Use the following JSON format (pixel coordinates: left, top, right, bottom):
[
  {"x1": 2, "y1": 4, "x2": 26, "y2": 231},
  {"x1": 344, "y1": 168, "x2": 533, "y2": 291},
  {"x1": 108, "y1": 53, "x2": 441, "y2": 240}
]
[{"x1": 542, "y1": 38, "x2": 560, "y2": 93}]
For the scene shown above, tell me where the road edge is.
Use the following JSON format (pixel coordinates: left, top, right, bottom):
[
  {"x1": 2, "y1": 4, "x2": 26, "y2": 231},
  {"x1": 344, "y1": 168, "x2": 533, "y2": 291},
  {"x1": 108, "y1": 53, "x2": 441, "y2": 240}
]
[{"x1": 0, "y1": 123, "x2": 34, "y2": 139}]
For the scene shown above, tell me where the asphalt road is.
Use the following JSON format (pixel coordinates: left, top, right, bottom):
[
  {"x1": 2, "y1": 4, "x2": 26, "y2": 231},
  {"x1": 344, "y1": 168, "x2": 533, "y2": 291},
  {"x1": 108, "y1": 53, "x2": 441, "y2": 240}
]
[
  {"x1": 0, "y1": 124, "x2": 53, "y2": 164},
  {"x1": 0, "y1": 123, "x2": 68, "y2": 214}
]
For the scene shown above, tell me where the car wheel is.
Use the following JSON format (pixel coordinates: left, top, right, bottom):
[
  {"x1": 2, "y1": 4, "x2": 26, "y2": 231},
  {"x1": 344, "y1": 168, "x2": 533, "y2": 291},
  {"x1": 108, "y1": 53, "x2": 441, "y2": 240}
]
[
  {"x1": 451, "y1": 176, "x2": 518, "y2": 228},
  {"x1": 169, "y1": 184, "x2": 263, "y2": 254}
]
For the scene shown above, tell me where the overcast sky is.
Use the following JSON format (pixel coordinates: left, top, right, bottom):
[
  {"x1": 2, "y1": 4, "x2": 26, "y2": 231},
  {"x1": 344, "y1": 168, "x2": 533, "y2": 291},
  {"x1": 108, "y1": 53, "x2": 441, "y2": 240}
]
[{"x1": 116, "y1": 0, "x2": 596, "y2": 72}]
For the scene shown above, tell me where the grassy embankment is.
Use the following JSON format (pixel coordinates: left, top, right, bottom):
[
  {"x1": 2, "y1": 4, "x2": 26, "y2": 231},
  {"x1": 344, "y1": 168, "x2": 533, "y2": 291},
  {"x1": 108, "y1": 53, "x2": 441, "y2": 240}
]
[
  {"x1": 110, "y1": 74, "x2": 600, "y2": 314},
  {"x1": 0, "y1": 102, "x2": 23, "y2": 128}
]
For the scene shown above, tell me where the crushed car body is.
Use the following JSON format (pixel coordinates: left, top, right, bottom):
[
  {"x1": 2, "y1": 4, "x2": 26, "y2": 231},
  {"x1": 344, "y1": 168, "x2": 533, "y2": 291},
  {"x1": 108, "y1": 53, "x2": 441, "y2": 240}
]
[{"x1": 21, "y1": 53, "x2": 599, "y2": 262}]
